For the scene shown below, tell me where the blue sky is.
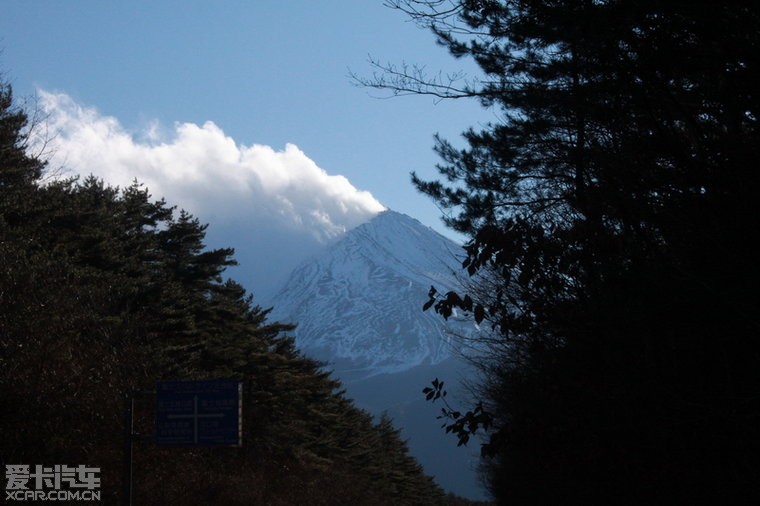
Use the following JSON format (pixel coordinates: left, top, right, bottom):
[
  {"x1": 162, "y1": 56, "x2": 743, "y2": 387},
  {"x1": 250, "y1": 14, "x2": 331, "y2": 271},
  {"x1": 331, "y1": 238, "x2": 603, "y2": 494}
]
[{"x1": 1, "y1": 1, "x2": 485, "y2": 298}]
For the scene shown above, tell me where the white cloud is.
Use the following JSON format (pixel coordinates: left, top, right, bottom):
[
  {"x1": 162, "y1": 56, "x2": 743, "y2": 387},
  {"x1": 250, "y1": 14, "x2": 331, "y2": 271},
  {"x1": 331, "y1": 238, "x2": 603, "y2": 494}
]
[{"x1": 37, "y1": 90, "x2": 385, "y2": 242}]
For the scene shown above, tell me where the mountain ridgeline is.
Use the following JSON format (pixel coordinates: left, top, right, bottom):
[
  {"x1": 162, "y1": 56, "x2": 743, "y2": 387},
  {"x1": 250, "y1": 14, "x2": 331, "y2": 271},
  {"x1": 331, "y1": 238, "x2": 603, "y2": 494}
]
[
  {"x1": 271, "y1": 210, "x2": 469, "y2": 379},
  {"x1": 0, "y1": 83, "x2": 486, "y2": 505}
]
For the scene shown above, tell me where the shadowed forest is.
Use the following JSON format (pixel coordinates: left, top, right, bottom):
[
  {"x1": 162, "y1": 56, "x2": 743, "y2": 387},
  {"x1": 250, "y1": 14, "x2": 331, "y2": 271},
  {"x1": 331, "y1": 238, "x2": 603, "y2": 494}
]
[
  {"x1": 365, "y1": 1, "x2": 758, "y2": 504},
  {"x1": 0, "y1": 84, "x2": 486, "y2": 504}
]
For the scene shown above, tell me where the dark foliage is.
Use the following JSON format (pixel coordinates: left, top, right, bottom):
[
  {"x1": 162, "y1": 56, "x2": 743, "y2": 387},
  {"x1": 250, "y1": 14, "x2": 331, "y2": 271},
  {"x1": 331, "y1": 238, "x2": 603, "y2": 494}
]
[
  {"x1": 366, "y1": 1, "x2": 760, "y2": 503},
  {"x1": 0, "y1": 82, "x2": 481, "y2": 505}
]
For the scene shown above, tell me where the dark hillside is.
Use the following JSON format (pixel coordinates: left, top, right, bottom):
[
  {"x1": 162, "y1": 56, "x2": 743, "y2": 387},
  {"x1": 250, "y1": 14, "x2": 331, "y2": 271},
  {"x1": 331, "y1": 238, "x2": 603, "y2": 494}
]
[{"x1": 0, "y1": 82, "x2": 486, "y2": 505}]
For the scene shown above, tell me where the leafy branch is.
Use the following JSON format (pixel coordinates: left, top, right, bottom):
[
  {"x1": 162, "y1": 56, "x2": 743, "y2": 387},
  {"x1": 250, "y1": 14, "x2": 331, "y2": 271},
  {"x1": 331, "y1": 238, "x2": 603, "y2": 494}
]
[
  {"x1": 422, "y1": 377, "x2": 494, "y2": 455},
  {"x1": 422, "y1": 285, "x2": 487, "y2": 323}
]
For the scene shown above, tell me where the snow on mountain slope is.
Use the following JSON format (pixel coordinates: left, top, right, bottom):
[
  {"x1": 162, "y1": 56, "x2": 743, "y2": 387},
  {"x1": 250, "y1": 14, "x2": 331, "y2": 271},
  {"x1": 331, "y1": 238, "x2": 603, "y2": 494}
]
[
  {"x1": 269, "y1": 210, "x2": 470, "y2": 378},
  {"x1": 268, "y1": 210, "x2": 488, "y2": 499}
]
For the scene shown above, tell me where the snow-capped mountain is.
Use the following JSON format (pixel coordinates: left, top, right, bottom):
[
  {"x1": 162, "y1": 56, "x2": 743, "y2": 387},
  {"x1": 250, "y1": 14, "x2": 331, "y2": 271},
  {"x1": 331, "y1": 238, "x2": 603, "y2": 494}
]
[
  {"x1": 268, "y1": 209, "x2": 487, "y2": 499},
  {"x1": 269, "y1": 210, "x2": 469, "y2": 378}
]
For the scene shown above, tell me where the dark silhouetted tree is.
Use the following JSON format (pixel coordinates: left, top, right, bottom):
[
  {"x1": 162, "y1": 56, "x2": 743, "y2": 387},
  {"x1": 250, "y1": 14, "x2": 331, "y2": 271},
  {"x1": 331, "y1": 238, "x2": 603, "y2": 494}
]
[{"x1": 363, "y1": 1, "x2": 760, "y2": 503}]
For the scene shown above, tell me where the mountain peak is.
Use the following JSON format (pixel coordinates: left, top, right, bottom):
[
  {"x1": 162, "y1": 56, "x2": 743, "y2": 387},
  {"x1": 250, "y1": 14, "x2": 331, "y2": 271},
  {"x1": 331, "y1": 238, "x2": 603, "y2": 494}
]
[
  {"x1": 370, "y1": 208, "x2": 420, "y2": 223},
  {"x1": 269, "y1": 210, "x2": 469, "y2": 379},
  {"x1": 359, "y1": 209, "x2": 441, "y2": 235}
]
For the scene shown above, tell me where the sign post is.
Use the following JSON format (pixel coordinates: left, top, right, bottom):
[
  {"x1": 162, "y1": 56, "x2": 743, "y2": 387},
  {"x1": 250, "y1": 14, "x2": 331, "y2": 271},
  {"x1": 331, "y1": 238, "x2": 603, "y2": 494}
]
[
  {"x1": 122, "y1": 389, "x2": 155, "y2": 506},
  {"x1": 121, "y1": 380, "x2": 242, "y2": 504}
]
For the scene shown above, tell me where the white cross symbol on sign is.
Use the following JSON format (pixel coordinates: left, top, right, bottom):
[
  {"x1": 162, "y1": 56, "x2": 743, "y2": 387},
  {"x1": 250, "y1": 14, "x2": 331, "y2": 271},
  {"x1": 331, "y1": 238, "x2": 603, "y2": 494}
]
[{"x1": 167, "y1": 395, "x2": 224, "y2": 443}]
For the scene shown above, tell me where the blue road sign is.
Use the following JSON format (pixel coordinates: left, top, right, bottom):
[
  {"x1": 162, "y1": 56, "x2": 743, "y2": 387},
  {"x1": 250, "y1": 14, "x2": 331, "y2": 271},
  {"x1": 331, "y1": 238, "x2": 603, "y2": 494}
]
[{"x1": 155, "y1": 380, "x2": 242, "y2": 446}]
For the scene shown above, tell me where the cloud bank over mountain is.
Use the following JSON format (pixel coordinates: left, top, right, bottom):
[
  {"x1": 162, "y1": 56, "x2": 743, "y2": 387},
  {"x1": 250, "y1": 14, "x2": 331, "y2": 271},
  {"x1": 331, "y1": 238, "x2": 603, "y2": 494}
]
[
  {"x1": 35, "y1": 90, "x2": 386, "y2": 299},
  {"x1": 38, "y1": 90, "x2": 385, "y2": 242}
]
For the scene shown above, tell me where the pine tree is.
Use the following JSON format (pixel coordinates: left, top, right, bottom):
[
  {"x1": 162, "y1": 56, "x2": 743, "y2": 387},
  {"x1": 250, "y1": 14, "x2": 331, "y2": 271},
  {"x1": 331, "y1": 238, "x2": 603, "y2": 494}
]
[{"x1": 364, "y1": 1, "x2": 760, "y2": 502}]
